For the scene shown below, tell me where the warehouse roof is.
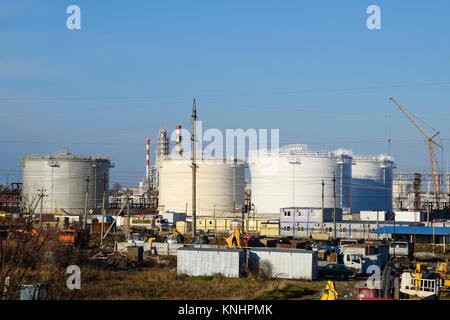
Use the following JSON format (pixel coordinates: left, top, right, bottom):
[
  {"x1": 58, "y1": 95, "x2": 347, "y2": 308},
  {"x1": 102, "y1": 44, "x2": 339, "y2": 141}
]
[{"x1": 372, "y1": 226, "x2": 450, "y2": 236}]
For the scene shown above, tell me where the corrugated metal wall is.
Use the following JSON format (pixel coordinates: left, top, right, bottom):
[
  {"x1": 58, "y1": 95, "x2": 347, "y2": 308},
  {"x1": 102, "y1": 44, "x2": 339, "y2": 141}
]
[
  {"x1": 177, "y1": 248, "x2": 244, "y2": 277},
  {"x1": 249, "y1": 248, "x2": 318, "y2": 280}
]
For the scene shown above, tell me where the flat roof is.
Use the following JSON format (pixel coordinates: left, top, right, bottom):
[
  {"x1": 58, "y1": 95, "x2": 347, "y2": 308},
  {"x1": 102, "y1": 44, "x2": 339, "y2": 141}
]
[
  {"x1": 372, "y1": 226, "x2": 450, "y2": 236},
  {"x1": 249, "y1": 248, "x2": 314, "y2": 254},
  {"x1": 177, "y1": 247, "x2": 243, "y2": 253}
]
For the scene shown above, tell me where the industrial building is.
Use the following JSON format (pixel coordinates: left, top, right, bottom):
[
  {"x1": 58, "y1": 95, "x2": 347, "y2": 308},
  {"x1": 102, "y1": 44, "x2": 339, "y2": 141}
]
[
  {"x1": 373, "y1": 225, "x2": 450, "y2": 246},
  {"x1": 20, "y1": 151, "x2": 114, "y2": 215},
  {"x1": 248, "y1": 144, "x2": 352, "y2": 215},
  {"x1": 280, "y1": 219, "x2": 415, "y2": 239}
]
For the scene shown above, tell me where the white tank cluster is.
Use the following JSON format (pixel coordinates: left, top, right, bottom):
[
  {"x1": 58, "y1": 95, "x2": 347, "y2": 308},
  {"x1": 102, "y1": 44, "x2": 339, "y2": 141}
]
[
  {"x1": 20, "y1": 151, "x2": 113, "y2": 214},
  {"x1": 248, "y1": 145, "x2": 353, "y2": 214},
  {"x1": 158, "y1": 158, "x2": 245, "y2": 215},
  {"x1": 248, "y1": 145, "x2": 395, "y2": 215},
  {"x1": 351, "y1": 155, "x2": 394, "y2": 213}
]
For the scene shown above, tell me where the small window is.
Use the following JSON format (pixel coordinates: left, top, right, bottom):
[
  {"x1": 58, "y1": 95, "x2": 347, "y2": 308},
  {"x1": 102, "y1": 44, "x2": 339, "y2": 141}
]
[
  {"x1": 208, "y1": 221, "x2": 213, "y2": 225},
  {"x1": 199, "y1": 220, "x2": 202, "y2": 225},
  {"x1": 219, "y1": 221, "x2": 223, "y2": 226}
]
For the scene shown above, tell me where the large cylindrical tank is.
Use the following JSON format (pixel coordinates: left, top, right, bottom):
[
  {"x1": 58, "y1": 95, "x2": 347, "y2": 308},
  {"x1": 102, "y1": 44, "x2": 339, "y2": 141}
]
[
  {"x1": 351, "y1": 155, "x2": 394, "y2": 213},
  {"x1": 158, "y1": 159, "x2": 245, "y2": 215},
  {"x1": 20, "y1": 151, "x2": 113, "y2": 214},
  {"x1": 248, "y1": 145, "x2": 352, "y2": 215}
]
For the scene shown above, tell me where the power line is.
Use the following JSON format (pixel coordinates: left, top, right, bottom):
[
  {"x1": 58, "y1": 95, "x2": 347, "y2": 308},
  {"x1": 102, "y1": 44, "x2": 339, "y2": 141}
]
[{"x1": 1, "y1": 80, "x2": 450, "y2": 101}]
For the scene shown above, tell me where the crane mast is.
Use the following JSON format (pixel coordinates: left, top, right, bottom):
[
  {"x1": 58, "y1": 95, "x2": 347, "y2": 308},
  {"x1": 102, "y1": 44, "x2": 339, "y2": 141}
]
[{"x1": 389, "y1": 97, "x2": 443, "y2": 207}]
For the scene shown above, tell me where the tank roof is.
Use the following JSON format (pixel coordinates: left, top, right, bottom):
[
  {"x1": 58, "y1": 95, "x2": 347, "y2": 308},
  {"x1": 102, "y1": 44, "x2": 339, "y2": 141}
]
[
  {"x1": 250, "y1": 144, "x2": 353, "y2": 158},
  {"x1": 21, "y1": 151, "x2": 110, "y2": 162}
]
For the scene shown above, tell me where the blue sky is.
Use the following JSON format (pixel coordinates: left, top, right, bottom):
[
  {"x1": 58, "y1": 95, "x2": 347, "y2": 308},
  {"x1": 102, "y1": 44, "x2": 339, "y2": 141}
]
[{"x1": 1, "y1": 0, "x2": 450, "y2": 185}]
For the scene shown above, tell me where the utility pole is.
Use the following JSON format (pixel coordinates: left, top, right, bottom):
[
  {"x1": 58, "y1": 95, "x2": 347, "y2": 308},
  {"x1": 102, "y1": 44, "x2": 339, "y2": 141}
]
[
  {"x1": 38, "y1": 188, "x2": 46, "y2": 231},
  {"x1": 413, "y1": 211, "x2": 417, "y2": 262},
  {"x1": 83, "y1": 176, "x2": 90, "y2": 230},
  {"x1": 321, "y1": 180, "x2": 324, "y2": 233},
  {"x1": 192, "y1": 98, "x2": 197, "y2": 236},
  {"x1": 100, "y1": 173, "x2": 107, "y2": 246},
  {"x1": 214, "y1": 204, "x2": 217, "y2": 237},
  {"x1": 333, "y1": 172, "x2": 336, "y2": 240},
  {"x1": 126, "y1": 193, "x2": 130, "y2": 239}
]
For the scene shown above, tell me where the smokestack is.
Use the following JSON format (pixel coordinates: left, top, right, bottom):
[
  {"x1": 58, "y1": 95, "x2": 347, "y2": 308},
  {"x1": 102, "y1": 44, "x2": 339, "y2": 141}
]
[
  {"x1": 146, "y1": 138, "x2": 150, "y2": 179},
  {"x1": 175, "y1": 125, "x2": 183, "y2": 155}
]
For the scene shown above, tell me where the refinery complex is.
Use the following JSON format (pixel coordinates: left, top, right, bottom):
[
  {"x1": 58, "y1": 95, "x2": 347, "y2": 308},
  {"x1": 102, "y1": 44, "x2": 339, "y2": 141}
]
[{"x1": 1, "y1": 98, "x2": 449, "y2": 301}]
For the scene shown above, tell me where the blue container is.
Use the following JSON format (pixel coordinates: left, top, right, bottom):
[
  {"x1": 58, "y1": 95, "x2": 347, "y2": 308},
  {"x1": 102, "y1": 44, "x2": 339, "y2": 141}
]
[{"x1": 20, "y1": 283, "x2": 50, "y2": 300}]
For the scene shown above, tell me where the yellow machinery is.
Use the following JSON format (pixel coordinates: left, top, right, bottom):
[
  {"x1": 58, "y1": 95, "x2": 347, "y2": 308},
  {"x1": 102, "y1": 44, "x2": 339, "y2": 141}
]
[
  {"x1": 414, "y1": 263, "x2": 428, "y2": 290},
  {"x1": 172, "y1": 227, "x2": 180, "y2": 236},
  {"x1": 437, "y1": 259, "x2": 450, "y2": 288},
  {"x1": 225, "y1": 228, "x2": 241, "y2": 248},
  {"x1": 319, "y1": 281, "x2": 340, "y2": 300},
  {"x1": 390, "y1": 98, "x2": 443, "y2": 205}
]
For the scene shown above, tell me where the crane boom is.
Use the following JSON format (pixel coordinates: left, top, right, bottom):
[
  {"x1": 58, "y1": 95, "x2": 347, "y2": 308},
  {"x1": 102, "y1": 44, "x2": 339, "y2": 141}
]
[{"x1": 389, "y1": 97, "x2": 442, "y2": 206}]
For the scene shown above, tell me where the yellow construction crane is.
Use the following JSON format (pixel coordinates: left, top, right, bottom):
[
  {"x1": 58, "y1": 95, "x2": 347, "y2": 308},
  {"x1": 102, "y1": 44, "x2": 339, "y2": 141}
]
[{"x1": 389, "y1": 97, "x2": 443, "y2": 205}]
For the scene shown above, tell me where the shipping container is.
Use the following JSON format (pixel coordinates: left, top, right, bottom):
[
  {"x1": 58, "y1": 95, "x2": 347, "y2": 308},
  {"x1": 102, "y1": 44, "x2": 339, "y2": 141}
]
[
  {"x1": 177, "y1": 247, "x2": 245, "y2": 277},
  {"x1": 249, "y1": 248, "x2": 318, "y2": 280}
]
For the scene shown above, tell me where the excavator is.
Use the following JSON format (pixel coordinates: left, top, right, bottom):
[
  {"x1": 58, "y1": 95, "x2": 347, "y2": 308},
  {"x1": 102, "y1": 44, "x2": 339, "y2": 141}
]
[
  {"x1": 166, "y1": 227, "x2": 184, "y2": 244},
  {"x1": 225, "y1": 228, "x2": 259, "y2": 248}
]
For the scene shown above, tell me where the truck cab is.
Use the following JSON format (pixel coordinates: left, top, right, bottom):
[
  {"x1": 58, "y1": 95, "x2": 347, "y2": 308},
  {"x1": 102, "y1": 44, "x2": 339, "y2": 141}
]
[
  {"x1": 343, "y1": 252, "x2": 382, "y2": 275},
  {"x1": 59, "y1": 229, "x2": 90, "y2": 248},
  {"x1": 356, "y1": 287, "x2": 392, "y2": 300},
  {"x1": 155, "y1": 218, "x2": 169, "y2": 231},
  {"x1": 389, "y1": 241, "x2": 410, "y2": 258}
]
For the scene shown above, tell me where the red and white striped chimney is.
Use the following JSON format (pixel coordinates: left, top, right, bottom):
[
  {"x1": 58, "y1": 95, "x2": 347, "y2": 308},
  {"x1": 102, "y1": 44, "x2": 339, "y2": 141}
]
[
  {"x1": 176, "y1": 125, "x2": 182, "y2": 148},
  {"x1": 146, "y1": 138, "x2": 150, "y2": 179}
]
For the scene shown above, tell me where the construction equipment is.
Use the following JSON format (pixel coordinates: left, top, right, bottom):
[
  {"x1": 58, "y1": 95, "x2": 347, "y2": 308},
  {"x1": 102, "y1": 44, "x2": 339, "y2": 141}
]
[
  {"x1": 437, "y1": 258, "x2": 450, "y2": 288},
  {"x1": 167, "y1": 227, "x2": 184, "y2": 243},
  {"x1": 225, "y1": 228, "x2": 259, "y2": 248},
  {"x1": 225, "y1": 229, "x2": 242, "y2": 248},
  {"x1": 319, "y1": 281, "x2": 340, "y2": 300},
  {"x1": 355, "y1": 287, "x2": 393, "y2": 300},
  {"x1": 58, "y1": 228, "x2": 90, "y2": 248},
  {"x1": 390, "y1": 97, "x2": 443, "y2": 206}
]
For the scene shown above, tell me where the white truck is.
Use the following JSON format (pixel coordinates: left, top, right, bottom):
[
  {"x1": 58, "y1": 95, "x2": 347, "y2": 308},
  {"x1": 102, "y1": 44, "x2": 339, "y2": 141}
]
[
  {"x1": 343, "y1": 252, "x2": 385, "y2": 275},
  {"x1": 341, "y1": 244, "x2": 389, "y2": 275},
  {"x1": 389, "y1": 241, "x2": 411, "y2": 258}
]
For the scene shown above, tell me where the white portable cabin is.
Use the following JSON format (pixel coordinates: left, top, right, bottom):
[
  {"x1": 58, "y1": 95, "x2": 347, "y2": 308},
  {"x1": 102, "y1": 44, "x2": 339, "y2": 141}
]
[{"x1": 249, "y1": 248, "x2": 318, "y2": 280}]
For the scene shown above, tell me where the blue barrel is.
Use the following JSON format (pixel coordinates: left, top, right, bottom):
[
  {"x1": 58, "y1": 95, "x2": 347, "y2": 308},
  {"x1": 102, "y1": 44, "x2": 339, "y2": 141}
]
[{"x1": 20, "y1": 283, "x2": 50, "y2": 300}]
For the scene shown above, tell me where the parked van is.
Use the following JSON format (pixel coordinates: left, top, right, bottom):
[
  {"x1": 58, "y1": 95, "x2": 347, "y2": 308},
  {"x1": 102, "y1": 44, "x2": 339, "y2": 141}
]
[{"x1": 389, "y1": 241, "x2": 411, "y2": 258}]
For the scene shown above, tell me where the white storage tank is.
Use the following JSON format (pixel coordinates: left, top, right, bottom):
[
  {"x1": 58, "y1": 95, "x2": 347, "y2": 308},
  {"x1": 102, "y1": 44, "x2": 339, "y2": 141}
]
[
  {"x1": 20, "y1": 151, "x2": 113, "y2": 214},
  {"x1": 249, "y1": 145, "x2": 352, "y2": 215},
  {"x1": 158, "y1": 158, "x2": 245, "y2": 215},
  {"x1": 351, "y1": 155, "x2": 394, "y2": 213},
  {"x1": 249, "y1": 248, "x2": 318, "y2": 280},
  {"x1": 177, "y1": 247, "x2": 245, "y2": 277}
]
